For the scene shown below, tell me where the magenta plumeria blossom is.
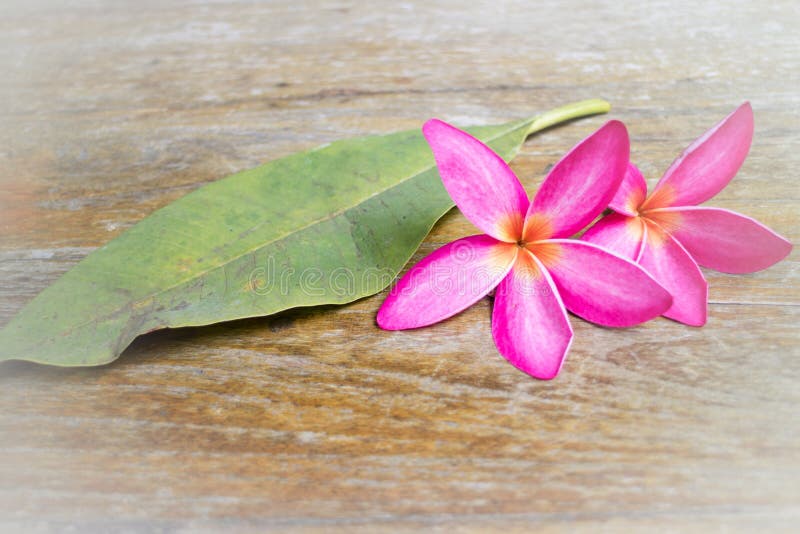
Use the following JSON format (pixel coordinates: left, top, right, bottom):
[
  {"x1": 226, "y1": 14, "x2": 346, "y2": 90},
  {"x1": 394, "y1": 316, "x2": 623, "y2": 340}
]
[
  {"x1": 377, "y1": 119, "x2": 672, "y2": 380},
  {"x1": 583, "y1": 103, "x2": 792, "y2": 326}
]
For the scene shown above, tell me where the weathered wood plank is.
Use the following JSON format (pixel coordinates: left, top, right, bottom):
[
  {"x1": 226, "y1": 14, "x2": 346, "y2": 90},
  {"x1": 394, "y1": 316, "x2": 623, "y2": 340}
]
[{"x1": 0, "y1": 0, "x2": 798, "y2": 531}]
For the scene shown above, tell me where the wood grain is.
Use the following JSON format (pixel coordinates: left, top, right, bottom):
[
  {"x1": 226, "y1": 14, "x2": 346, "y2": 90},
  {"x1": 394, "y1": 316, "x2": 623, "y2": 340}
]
[{"x1": 1, "y1": 1, "x2": 798, "y2": 532}]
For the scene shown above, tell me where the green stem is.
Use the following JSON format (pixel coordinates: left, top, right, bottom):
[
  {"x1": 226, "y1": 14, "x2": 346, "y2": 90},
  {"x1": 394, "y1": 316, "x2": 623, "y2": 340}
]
[{"x1": 525, "y1": 98, "x2": 611, "y2": 137}]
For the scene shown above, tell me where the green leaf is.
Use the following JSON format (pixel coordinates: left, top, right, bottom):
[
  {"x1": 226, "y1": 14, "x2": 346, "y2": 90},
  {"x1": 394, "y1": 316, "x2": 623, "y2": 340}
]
[{"x1": 0, "y1": 99, "x2": 610, "y2": 366}]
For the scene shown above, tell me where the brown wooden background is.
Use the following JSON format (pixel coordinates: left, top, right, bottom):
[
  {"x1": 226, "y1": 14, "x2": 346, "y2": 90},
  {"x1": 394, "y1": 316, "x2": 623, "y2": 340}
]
[{"x1": 1, "y1": 1, "x2": 798, "y2": 532}]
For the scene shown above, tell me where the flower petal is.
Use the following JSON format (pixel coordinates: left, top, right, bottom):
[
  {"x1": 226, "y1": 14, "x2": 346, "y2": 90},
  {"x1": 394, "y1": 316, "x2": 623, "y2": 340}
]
[
  {"x1": 581, "y1": 212, "x2": 646, "y2": 261},
  {"x1": 526, "y1": 120, "x2": 629, "y2": 239},
  {"x1": 491, "y1": 250, "x2": 573, "y2": 380},
  {"x1": 638, "y1": 222, "x2": 708, "y2": 326},
  {"x1": 609, "y1": 163, "x2": 648, "y2": 216},
  {"x1": 377, "y1": 235, "x2": 517, "y2": 330},
  {"x1": 645, "y1": 102, "x2": 754, "y2": 209},
  {"x1": 654, "y1": 206, "x2": 793, "y2": 274},
  {"x1": 422, "y1": 119, "x2": 529, "y2": 242},
  {"x1": 539, "y1": 240, "x2": 672, "y2": 327}
]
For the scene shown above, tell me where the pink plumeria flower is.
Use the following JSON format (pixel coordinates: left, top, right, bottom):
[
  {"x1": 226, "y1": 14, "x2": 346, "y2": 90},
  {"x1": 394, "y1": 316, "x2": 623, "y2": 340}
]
[
  {"x1": 583, "y1": 103, "x2": 792, "y2": 326},
  {"x1": 377, "y1": 119, "x2": 672, "y2": 380}
]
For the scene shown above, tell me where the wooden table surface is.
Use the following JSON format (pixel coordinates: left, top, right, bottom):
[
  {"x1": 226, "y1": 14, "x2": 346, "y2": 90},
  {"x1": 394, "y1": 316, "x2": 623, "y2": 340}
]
[{"x1": 1, "y1": 1, "x2": 798, "y2": 532}]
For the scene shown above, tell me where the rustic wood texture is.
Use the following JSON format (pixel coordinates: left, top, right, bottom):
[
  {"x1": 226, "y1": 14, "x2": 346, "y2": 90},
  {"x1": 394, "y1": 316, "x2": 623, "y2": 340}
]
[{"x1": 1, "y1": 1, "x2": 798, "y2": 532}]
